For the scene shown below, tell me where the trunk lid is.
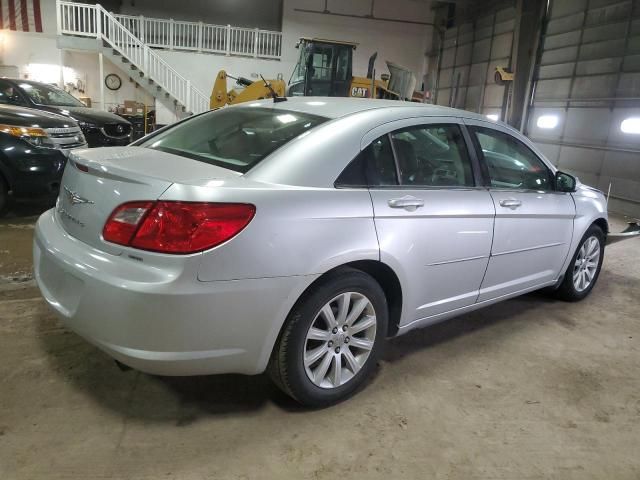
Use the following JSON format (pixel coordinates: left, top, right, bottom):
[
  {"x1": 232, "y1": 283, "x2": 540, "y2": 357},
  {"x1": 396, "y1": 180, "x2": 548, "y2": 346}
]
[{"x1": 57, "y1": 146, "x2": 241, "y2": 253}]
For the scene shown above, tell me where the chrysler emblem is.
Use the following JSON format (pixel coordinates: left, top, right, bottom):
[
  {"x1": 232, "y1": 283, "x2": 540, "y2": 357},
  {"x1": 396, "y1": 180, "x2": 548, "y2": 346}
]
[{"x1": 64, "y1": 186, "x2": 94, "y2": 205}]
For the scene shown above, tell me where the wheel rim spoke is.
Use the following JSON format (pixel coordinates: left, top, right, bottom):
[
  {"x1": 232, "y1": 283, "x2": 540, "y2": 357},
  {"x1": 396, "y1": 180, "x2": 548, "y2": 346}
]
[
  {"x1": 343, "y1": 347, "x2": 359, "y2": 372},
  {"x1": 313, "y1": 351, "x2": 333, "y2": 384},
  {"x1": 331, "y1": 353, "x2": 342, "y2": 387},
  {"x1": 345, "y1": 297, "x2": 369, "y2": 326},
  {"x1": 584, "y1": 268, "x2": 594, "y2": 282},
  {"x1": 321, "y1": 303, "x2": 337, "y2": 328},
  {"x1": 349, "y1": 336, "x2": 374, "y2": 351},
  {"x1": 307, "y1": 327, "x2": 331, "y2": 341},
  {"x1": 305, "y1": 345, "x2": 326, "y2": 367},
  {"x1": 303, "y1": 291, "x2": 377, "y2": 389},
  {"x1": 336, "y1": 292, "x2": 350, "y2": 324},
  {"x1": 349, "y1": 314, "x2": 376, "y2": 335}
]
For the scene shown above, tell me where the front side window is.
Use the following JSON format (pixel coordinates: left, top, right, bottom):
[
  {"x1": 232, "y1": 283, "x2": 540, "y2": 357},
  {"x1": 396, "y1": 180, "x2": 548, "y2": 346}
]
[
  {"x1": 390, "y1": 125, "x2": 474, "y2": 187},
  {"x1": 17, "y1": 81, "x2": 85, "y2": 107},
  {"x1": 473, "y1": 127, "x2": 553, "y2": 191},
  {"x1": 139, "y1": 107, "x2": 327, "y2": 173}
]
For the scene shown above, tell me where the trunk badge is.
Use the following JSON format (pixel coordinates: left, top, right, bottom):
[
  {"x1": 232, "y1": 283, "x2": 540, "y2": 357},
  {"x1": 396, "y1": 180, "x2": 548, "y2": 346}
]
[{"x1": 64, "y1": 186, "x2": 94, "y2": 206}]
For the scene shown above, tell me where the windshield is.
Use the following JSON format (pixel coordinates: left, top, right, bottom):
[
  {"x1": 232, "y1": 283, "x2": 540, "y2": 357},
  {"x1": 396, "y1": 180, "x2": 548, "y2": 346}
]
[
  {"x1": 139, "y1": 107, "x2": 328, "y2": 173},
  {"x1": 18, "y1": 82, "x2": 85, "y2": 107}
]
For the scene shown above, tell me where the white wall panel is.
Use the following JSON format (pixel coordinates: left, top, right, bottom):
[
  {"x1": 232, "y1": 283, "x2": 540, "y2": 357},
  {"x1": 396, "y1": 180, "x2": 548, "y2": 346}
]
[{"x1": 528, "y1": 0, "x2": 640, "y2": 216}]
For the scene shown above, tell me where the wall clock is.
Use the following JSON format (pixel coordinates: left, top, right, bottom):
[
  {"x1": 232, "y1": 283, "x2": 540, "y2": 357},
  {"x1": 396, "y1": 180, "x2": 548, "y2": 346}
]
[{"x1": 105, "y1": 73, "x2": 122, "y2": 91}]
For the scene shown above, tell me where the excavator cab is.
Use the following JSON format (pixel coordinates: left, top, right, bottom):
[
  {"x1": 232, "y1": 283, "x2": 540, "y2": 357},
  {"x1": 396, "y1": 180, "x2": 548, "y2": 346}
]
[{"x1": 287, "y1": 38, "x2": 355, "y2": 97}]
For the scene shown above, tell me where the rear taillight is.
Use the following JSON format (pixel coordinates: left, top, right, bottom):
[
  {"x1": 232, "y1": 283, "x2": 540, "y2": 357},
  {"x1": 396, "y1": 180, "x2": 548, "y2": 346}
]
[{"x1": 103, "y1": 201, "x2": 255, "y2": 254}]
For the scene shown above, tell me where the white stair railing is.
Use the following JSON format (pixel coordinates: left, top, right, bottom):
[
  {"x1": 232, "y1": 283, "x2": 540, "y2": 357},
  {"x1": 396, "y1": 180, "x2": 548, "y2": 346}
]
[
  {"x1": 113, "y1": 13, "x2": 282, "y2": 59},
  {"x1": 57, "y1": 1, "x2": 209, "y2": 114}
]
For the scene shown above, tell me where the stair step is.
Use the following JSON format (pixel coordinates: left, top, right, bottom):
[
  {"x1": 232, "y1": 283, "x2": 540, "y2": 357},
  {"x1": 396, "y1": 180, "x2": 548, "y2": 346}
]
[
  {"x1": 130, "y1": 64, "x2": 138, "y2": 71},
  {"x1": 121, "y1": 57, "x2": 130, "y2": 63},
  {"x1": 111, "y1": 48, "x2": 120, "y2": 55}
]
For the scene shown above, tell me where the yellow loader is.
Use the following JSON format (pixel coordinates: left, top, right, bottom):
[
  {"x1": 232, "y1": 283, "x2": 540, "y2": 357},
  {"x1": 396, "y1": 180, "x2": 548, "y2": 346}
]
[{"x1": 210, "y1": 37, "x2": 418, "y2": 109}]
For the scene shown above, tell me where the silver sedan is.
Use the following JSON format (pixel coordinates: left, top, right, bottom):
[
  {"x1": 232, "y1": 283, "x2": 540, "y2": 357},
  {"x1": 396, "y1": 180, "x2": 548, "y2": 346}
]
[{"x1": 33, "y1": 98, "x2": 623, "y2": 406}]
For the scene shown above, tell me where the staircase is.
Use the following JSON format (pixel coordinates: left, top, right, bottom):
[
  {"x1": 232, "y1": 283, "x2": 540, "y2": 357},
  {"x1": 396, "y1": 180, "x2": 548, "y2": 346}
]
[{"x1": 57, "y1": 1, "x2": 210, "y2": 115}]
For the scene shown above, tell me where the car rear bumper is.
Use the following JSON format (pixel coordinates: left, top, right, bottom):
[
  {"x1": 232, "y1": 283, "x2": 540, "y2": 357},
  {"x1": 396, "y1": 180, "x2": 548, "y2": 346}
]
[{"x1": 33, "y1": 208, "x2": 316, "y2": 376}]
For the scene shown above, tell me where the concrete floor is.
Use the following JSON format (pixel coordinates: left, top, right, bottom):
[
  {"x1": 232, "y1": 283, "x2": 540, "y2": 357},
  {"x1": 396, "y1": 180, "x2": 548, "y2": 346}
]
[{"x1": 1, "y1": 203, "x2": 639, "y2": 480}]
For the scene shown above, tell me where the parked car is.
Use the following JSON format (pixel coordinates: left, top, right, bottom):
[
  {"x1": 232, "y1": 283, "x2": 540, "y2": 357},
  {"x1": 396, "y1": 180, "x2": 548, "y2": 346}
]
[
  {"x1": 33, "y1": 98, "x2": 636, "y2": 407},
  {"x1": 0, "y1": 78, "x2": 132, "y2": 147},
  {"x1": 0, "y1": 104, "x2": 87, "y2": 214}
]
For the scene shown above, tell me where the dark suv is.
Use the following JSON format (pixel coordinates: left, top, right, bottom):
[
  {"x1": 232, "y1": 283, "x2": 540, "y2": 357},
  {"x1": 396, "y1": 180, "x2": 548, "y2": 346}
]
[
  {"x1": 0, "y1": 78, "x2": 132, "y2": 148},
  {"x1": 0, "y1": 104, "x2": 87, "y2": 214}
]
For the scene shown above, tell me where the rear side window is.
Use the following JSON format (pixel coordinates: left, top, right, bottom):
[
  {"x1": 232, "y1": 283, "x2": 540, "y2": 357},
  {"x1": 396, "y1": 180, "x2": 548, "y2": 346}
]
[
  {"x1": 336, "y1": 135, "x2": 398, "y2": 187},
  {"x1": 390, "y1": 125, "x2": 474, "y2": 187},
  {"x1": 472, "y1": 127, "x2": 553, "y2": 191},
  {"x1": 140, "y1": 107, "x2": 327, "y2": 173}
]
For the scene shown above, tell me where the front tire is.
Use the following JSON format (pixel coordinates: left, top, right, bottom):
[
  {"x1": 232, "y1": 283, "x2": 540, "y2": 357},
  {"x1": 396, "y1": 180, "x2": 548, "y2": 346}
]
[
  {"x1": 268, "y1": 268, "x2": 388, "y2": 407},
  {"x1": 556, "y1": 225, "x2": 605, "y2": 301}
]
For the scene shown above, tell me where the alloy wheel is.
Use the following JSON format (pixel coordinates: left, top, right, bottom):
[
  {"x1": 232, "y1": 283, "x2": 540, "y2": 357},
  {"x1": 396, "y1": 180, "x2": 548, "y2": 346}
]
[
  {"x1": 573, "y1": 235, "x2": 600, "y2": 292},
  {"x1": 303, "y1": 292, "x2": 377, "y2": 389}
]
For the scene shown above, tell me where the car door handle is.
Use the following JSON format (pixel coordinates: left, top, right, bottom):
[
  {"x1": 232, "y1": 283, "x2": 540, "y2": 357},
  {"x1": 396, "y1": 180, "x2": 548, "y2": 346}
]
[
  {"x1": 499, "y1": 199, "x2": 522, "y2": 209},
  {"x1": 388, "y1": 196, "x2": 424, "y2": 211}
]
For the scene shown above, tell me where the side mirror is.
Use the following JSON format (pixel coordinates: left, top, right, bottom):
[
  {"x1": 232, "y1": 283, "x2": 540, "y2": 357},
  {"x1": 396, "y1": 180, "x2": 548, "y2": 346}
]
[{"x1": 556, "y1": 171, "x2": 576, "y2": 192}]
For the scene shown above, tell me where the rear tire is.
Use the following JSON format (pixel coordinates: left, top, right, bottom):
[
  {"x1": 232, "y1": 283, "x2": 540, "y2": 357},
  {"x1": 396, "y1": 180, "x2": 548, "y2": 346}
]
[
  {"x1": 268, "y1": 268, "x2": 388, "y2": 407},
  {"x1": 556, "y1": 225, "x2": 604, "y2": 301}
]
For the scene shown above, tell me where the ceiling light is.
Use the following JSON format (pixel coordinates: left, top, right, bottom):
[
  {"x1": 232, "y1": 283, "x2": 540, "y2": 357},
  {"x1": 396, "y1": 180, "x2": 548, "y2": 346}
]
[
  {"x1": 536, "y1": 114, "x2": 559, "y2": 129},
  {"x1": 620, "y1": 117, "x2": 640, "y2": 134}
]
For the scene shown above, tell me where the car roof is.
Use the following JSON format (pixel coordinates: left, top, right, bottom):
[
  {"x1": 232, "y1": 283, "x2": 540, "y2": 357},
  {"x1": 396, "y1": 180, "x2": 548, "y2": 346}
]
[{"x1": 232, "y1": 96, "x2": 489, "y2": 121}]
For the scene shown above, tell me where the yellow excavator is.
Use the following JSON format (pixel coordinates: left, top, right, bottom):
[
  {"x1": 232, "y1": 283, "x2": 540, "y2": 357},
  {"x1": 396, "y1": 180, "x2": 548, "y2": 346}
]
[{"x1": 210, "y1": 37, "x2": 418, "y2": 109}]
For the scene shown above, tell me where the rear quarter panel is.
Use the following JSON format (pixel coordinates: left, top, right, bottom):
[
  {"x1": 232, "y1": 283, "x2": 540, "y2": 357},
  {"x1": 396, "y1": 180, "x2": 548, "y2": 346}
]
[{"x1": 159, "y1": 183, "x2": 379, "y2": 281}]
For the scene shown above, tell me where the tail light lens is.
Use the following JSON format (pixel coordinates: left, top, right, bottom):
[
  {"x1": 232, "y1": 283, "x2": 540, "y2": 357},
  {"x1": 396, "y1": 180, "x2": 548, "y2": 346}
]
[{"x1": 103, "y1": 201, "x2": 255, "y2": 254}]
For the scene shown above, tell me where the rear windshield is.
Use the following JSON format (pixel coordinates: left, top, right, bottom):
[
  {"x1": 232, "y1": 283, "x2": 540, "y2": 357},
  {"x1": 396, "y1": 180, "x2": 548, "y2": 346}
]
[{"x1": 139, "y1": 107, "x2": 328, "y2": 173}]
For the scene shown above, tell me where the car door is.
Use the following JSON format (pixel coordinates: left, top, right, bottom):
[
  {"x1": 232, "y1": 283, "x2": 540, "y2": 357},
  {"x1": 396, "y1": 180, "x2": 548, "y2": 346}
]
[
  {"x1": 360, "y1": 119, "x2": 495, "y2": 325},
  {"x1": 464, "y1": 120, "x2": 575, "y2": 301}
]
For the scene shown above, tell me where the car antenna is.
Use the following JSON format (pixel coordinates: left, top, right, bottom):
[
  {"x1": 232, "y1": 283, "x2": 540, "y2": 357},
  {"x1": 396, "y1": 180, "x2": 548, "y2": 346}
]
[{"x1": 260, "y1": 75, "x2": 287, "y2": 103}]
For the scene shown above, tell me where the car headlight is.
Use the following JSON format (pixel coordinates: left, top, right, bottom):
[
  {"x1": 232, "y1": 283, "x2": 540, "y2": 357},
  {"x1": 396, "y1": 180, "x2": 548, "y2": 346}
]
[{"x1": 0, "y1": 124, "x2": 55, "y2": 148}]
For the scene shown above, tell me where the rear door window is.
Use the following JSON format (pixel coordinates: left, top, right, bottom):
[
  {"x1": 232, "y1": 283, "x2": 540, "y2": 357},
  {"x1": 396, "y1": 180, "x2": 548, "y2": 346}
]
[
  {"x1": 390, "y1": 125, "x2": 474, "y2": 187},
  {"x1": 140, "y1": 108, "x2": 327, "y2": 173}
]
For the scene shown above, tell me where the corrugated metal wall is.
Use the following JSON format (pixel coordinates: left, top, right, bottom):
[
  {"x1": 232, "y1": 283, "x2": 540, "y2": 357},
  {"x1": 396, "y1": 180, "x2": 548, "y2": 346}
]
[
  {"x1": 434, "y1": 5, "x2": 517, "y2": 119},
  {"x1": 526, "y1": 0, "x2": 640, "y2": 217}
]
